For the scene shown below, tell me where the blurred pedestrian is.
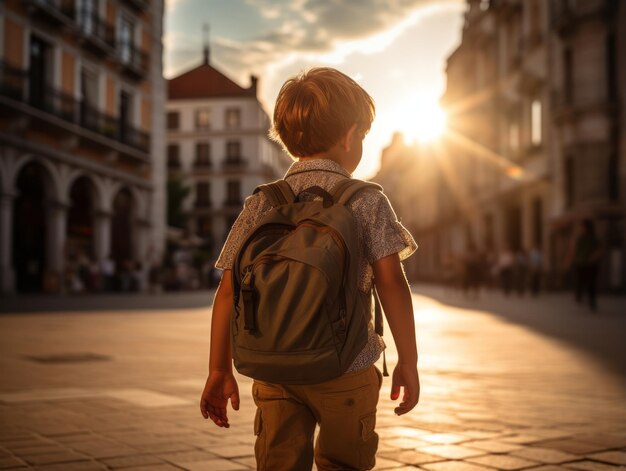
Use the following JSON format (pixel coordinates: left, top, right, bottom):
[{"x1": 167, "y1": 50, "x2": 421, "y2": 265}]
[
  {"x1": 529, "y1": 246, "x2": 543, "y2": 296},
  {"x1": 568, "y1": 219, "x2": 602, "y2": 311},
  {"x1": 514, "y1": 248, "x2": 528, "y2": 296},
  {"x1": 101, "y1": 254, "x2": 115, "y2": 292},
  {"x1": 463, "y1": 243, "x2": 482, "y2": 299},
  {"x1": 498, "y1": 247, "x2": 514, "y2": 296}
]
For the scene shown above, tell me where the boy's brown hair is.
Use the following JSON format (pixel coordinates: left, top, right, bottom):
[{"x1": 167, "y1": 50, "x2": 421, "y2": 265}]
[{"x1": 270, "y1": 67, "x2": 375, "y2": 158}]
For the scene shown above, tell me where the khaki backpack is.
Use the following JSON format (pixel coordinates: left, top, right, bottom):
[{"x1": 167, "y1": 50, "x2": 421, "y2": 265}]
[{"x1": 231, "y1": 178, "x2": 385, "y2": 385}]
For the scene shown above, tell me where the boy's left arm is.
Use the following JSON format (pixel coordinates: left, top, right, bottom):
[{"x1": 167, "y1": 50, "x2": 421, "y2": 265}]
[
  {"x1": 373, "y1": 253, "x2": 420, "y2": 416},
  {"x1": 200, "y1": 270, "x2": 240, "y2": 428}
]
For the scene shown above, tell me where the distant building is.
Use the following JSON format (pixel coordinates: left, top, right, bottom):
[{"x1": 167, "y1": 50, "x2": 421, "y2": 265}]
[
  {"x1": 0, "y1": 0, "x2": 166, "y2": 294},
  {"x1": 375, "y1": 0, "x2": 626, "y2": 292},
  {"x1": 166, "y1": 46, "x2": 290, "y2": 260}
]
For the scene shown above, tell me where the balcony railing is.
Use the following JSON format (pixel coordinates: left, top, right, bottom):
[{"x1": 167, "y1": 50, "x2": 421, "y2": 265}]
[
  {"x1": 122, "y1": 0, "x2": 149, "y2": 11},
  {"x1": 0, "y1": 61, "x2": 150, "y2": 154},
  {"x1": 119, "y1": 41, "x2": 149, "y2": 78},
  {"x1": 194, "y1": 199, "x2": 212, "y2": 209},
  {"x1": 25, "y1": 0, "x2": 76, "y2": 24},
  {"x1": 77, "y1": 9, "x2": 116, "y2": 52},
  {"x1": 222, "y1": 158, "x2": 248, "y2": 171}
]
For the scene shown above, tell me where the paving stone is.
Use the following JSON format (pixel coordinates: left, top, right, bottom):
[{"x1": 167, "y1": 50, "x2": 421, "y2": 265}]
[
  {"x1": 421, "y1": 433, "x2": 468, "y2": 445},
  {"x1": 33, "y1": 460, "x2": 108, "y2": 470},
  {"x1": 585, "y1": 451, "x2": 626, "y2": 466},
  {"x1": 464, "y1": 439, "x2": 522, "y2": 453},
  {"x1": 540, "y1": 439, "x2": 614, "y2": 455},
  {"x1": 566, "y1": 460, "x2": 626, "y2": 470},
  {"x1": 158, "y1": 449, "x2": 218, "y2": 464},
  {"x1": 379, "y1": 449, "x2": 444, "y2": 465},
  {"x1": 510, "y1": 447, "x2": 579, "y2": 464},
  {"x1": 0, "y1": 455, "x2": 28, "y2": 469},
  {"x1": 379, "y1": 427, "x2": 432, "y2": 438},
  {"x1": 501, "y1": 434, "x2": 545, "y2": 444},
  {"x1": 418, "y1": 445, "x2": 486, "y2": 460},
  {"x1": 210, "y1": 444, "x2": 254, "y2": 459},
  {"x1": 421, "y1": 460, "x2": 493, "y2": 471},
  {"x1": 467, "y1": 454, "x2": 539, "y2": 470},
  {"x1": 133, "y1": 441, "x2": 197, "y2": 453},
  {"x1": 178, "y1": 459, "x2": 249, "y2": 470},
  {"x1": 232, "y1": 456, "x2": 257, "y2": 468},
  {"x1": 384, "y1": 437, "x2": 429, "y2": 449},
  {"x1": 101, "y1": 453, "x2": 168, "y2": 468},
  {"x1": 12, "y1": 445, "x2": 68, "y2": 456},
  {"x1": 119, "y1": 465, "x2": 182, "y2": 471},
  {"x1": 22, "y1": 450, "x2": 89, "y2": 465},
  {"x1": 373, "y1": 456, "x2": 407, "y2": 469},
  {"x1": 529, "y1": 466, "x2": 573, "y2": 471}
]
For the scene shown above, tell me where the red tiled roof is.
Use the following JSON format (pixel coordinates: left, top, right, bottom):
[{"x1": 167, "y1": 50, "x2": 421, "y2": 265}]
[{"x1": 168, "y1": 62, "x2": 257, "y2": 100}]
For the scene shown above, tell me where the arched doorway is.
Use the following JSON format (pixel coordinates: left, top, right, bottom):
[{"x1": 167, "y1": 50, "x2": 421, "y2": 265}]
[
  {"x1": 12, "y1": 162, "x2": 47, "y2": 292},
  {"x1": 67, "y1": 176, "x2": 96, "y2": 259},
  {"x1": 111, "y1": 187, "x2": 134, "y2": 268}
]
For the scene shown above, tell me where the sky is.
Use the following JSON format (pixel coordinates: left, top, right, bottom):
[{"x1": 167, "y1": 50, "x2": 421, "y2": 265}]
[{"x1": 164, "y1": 0, "x2": 465, "y2": 178}]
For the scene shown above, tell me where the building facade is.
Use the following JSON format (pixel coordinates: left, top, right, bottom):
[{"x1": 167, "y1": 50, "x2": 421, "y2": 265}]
[
  {"x1": 166, "y1": 50, "x2": 290, "y2": 260},
  {"x1": 0, "y1": 0, "x2": 166, "y2": 294},
  {"x1": 374, "y1": 0, "x2": 625, "y2": 292}
]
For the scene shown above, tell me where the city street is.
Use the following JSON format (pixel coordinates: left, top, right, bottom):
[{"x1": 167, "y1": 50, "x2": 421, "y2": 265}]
[{"x1": 0, "y1": 288, "x2": 625, "y2": 471}]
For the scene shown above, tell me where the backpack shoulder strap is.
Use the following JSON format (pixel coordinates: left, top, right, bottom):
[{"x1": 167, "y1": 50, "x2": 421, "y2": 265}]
[
  {"x1": 331, "y1": 179, "x2": 383, "y2": 206},
  {"x1": 253, "y1": 180, "x2": 296, "y2": 207}
]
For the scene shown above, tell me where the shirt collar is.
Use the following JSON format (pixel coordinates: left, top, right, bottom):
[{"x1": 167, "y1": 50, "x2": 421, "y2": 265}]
[{"x1": 284, "y1": 158, "x2": 352, "y2": 179}]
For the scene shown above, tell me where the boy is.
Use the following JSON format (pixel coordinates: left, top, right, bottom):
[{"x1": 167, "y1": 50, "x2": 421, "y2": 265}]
[{"x1": 200, "y1": 67, "x2": 420, "y2": 470}]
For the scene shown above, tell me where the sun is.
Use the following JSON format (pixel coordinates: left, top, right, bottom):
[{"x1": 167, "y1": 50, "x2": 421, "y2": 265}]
[{"x1": 393, "y1": 94, "x2": 447, "y2": 144}]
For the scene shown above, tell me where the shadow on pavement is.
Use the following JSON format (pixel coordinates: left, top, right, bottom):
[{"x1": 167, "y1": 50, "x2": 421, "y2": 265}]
[{"x1": 0, "y1": 291, "x2": 215, "y2": 315}]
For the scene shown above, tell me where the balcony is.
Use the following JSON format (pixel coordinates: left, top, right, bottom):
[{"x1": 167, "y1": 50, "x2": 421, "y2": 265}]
[
  {"x1": 0, "y1": 61, "x2": 150, "y2": 154},
  {"x1": 194, "y1": 199, "x2": 212, "y2": 209},
  {"x1": 77, "y1": 9, "x2": 116, "y2": 54},
  {"x1": 552, "y1": 0, "x2": 614, "y2": 36},
  {"x1": 25, "y1": 0, "x2": 75, "y2": 26},
  {"x1": 222, "y1": 158, "x2": 248, "y2": 172},
  {"x1": 118, "y1": 42, "x2": 149, "y2": 79},
  {"x1": 122, "y1": 0, "x2": 149, "y2": 11}
]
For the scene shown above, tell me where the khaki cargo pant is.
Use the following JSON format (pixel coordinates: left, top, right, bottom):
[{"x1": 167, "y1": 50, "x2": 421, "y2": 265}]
[{"x1": 252, "y1": 364, "x2": 383, "y2": 471}]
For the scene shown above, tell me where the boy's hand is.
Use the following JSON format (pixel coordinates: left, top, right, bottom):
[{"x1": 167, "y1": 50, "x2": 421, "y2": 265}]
[
  {"x1": 200, "y1": 371, "x2": 240, "y2": 428},
  {"x1": 390, "y1": 363, "x2": 420, "y2": 415}
]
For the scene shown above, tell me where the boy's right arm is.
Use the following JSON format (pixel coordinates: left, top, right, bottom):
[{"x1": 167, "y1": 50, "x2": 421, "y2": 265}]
[
  {"x1": 373, "y1": 253, "x2": 420, "y2": 416},
  {"x1": 200, "y1": 270, "x2": 240, "y2": 428}
]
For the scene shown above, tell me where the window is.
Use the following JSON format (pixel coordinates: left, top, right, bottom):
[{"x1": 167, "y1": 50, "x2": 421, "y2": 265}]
[
  {"x1": 197, "y1": 216, "x2": 212, "y2": 237},
  {"x1": 195, "y1": 142, "x2": 211, "y2": 166},
  {"x1": 225, "y1": 108, "x2": 241, "y2": 129},
  {"x1": 196, "y1": 108, "x2": 211, "y2": 130},
  {"x1": 80, "y1": 68, "x2": 99, "y2": 129},
  {"x1": 167, "y1": 111, "x2": 179, "y2": 130},
  {"x1": 80, "y1": 0, "x2": 98, "y2": 35},
  {"x1": 226, "y1": 180, "x2": 241, "y2": 205},
  {"x1": 565, "y1": 156, "x2": 575, "y2": 207},
  {"x1": 119, "y1": 16, "x2": 135, "y2": 65},
  {"x1": 226, "y1": 141, "x2": 241, "y2": 160},
  {"x1": 531, "y1": 99, "x2": 542, "y2": 146},
  {"x1": 195, "y1": 182, "x2": 211, "y2": 207},
  {"x1": 167, "y1": 144, "x2": 180, "y2": 169}
]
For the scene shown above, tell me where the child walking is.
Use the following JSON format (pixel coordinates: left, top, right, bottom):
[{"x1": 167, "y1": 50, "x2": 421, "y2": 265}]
[{"x1": 200, "y1": 67, "x2": 420, "y2": 470}]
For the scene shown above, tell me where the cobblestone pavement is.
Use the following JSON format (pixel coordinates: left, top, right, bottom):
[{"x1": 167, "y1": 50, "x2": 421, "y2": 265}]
[{"x1": 0, "y1": 288, "x2": 625, "y2": 470}]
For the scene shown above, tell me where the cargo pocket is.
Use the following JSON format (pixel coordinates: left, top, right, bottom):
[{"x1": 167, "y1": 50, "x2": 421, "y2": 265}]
[
  {"x1": 253, "y1": 408, "x2": 266, "y2": 470},
  {"x1": 359, "y1": 412, "x2": 378, "y2": 469},
  {"x1": 254, "y1": 408, "x2": 263, "y2": 436}
]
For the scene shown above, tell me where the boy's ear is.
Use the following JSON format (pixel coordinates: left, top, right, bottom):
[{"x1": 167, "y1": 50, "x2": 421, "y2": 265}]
[{"x1": 341, "y1": 123, "x2": 358, "y2": 152}]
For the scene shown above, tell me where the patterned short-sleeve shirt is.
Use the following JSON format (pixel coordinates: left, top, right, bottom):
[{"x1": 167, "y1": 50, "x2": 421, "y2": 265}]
[{"x1": 216, "y1": 158, "x2": 417, "y2": 372}]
